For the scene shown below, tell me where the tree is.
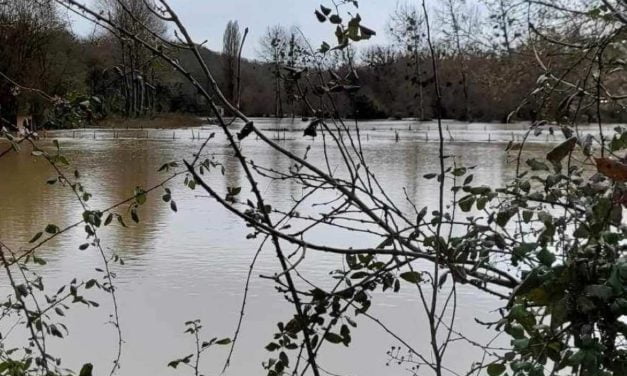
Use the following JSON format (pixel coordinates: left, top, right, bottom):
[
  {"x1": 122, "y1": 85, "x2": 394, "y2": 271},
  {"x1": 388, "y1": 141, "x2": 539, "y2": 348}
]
[
  {"x1": 439, "y1": 0, "x2": 478, "y2": 120},
  {"x1": 101, "y1": 0, "x2": 166, "y2": 117},
  {"x1": 222, "y1": 20, "x2": 241, "y2": 107},
  {"x1": 389, "y1": 3, "x2": 429, "y2": 120},
  {"x1": 259, "y1": 25, "x2": 288, "y2": 117},
  {"x1": 481, "y1": 0, "x2": 525, "y2": 56},
  {"x1": 0, "y1": 0, "x2": 73, "y2": 127},
  {"x1": 1, "y1": 1, "x2": 626, "y2": 376}
]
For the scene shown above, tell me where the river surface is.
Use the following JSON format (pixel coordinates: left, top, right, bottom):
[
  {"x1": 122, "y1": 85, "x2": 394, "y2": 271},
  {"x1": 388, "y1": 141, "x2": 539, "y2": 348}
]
[{"x1": 0, "y1": 119, "x2": 618, "y2": 376}]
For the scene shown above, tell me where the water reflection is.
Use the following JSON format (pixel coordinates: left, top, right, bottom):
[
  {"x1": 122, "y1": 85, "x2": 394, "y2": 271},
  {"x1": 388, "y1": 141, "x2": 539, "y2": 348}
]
[{"x1": 0, "y1": 120, "x2": 616, "y2": 376}]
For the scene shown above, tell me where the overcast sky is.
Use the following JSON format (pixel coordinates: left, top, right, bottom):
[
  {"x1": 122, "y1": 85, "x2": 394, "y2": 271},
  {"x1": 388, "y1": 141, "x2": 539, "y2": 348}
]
[{"x1": 60, "y1": 0, "x2": 440, "y2": 59}]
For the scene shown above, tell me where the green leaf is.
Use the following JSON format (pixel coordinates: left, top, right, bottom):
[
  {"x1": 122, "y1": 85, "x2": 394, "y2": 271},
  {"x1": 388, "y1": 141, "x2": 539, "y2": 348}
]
[
  {"x1": 458, "y1": 195, "x2": 475, "y2": 212},
  {"x1": 546, "y1": 137, "x2": 577, "y2": 170},
  {"x1": 45, "y1": 224, "x2": 59, "y2": 234},
  {"x1": 537, "y1": 248, "x2": 556, "y2": 267},
  {"x1": 526, "y1": 158, "x2": 549, "y2": 171},
  {"x1": 265, "y1": 342, "x2": 280, "y2": 351},
  {"x1": 315, "y1": 10, "x2": 327, "y2": 22},
  {"x1": 117, "y1": 215, "x2": 127, "y2": 228},
  {"x1": 329, "y1": 14, "x2": 342, "y2": 24},
  {"x1": 78, "y1": 363, "x2": 93, "y2": 376},
  {"x1": 216, "y1": 338, "x2": 231, "y2": 345},
  {"x1": 496, "y1": 208, "x2": 516, "y2": 227},
  {"x1": 585, "y1": 285, "x2": 614, "y2": 302},
  {"x1": 399, "y1": 271, "x2": 421, "y2": 284},
  {"x1": 15, "y1": 284, "x2": 28, "y2": 297},
  {"x1": 319, "y1": 41, "x2": 330, "y2": 53},
  {"x1": 29, "y1": 232, "x2": 43, "y2": 243},
  {"x1": 324, "y1": 332, "x2": 343, "y2": 344},
  {"x1": 487, "y1": 363, "x2": 506, "y2": 376},
  {"x1": 476, "y1": 196, "x2": 488, "y2": 210},
  {"x1": 512, "y1": 337, "x2": 530, "y2": 350},
  {"x1": 452, "y1": 167, "x2": 467, "y2": 176},
  {"x1": 279, "y1": 351, "x2": 289, "y2": 367}
]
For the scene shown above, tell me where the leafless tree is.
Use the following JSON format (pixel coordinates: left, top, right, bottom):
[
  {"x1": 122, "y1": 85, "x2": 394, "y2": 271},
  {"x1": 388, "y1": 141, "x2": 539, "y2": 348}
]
[
  {"x1": 389, "y1": 3, "x2": 428, "y2": 120},
  {"x1": 100, "y1": 0, "x2": 166, "y2": 117},
  {"x1": 259, "y1": 25, "x2": 288, "y2": 117},
  {"x1": 222, "y1": 20, "x2": 241, "y2": 107}
]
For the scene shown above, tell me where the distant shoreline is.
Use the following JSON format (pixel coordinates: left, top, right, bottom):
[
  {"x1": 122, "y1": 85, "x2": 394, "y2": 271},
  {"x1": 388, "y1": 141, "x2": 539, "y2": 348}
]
[{"x1": 93, "y1": 113, "x2": 205, "y2": 129}]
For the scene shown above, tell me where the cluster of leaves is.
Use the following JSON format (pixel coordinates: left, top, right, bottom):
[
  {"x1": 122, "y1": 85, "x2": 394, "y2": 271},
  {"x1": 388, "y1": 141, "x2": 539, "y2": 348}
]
[
  {"x1": 452, "y1": 125, "x2": 627, "y2": 376},
  {"x1": 314, "y1": 2, "x2": 375, "y2": 54},
  {"x1": 167, "y1": 320, "x2": 231, "y2": 372},
  {"x1": 0, "y1": 140, "x2": 126, "y2": 375},
  {"x1": 43, "y1": 95, "x2": 104, "y2": 129}
]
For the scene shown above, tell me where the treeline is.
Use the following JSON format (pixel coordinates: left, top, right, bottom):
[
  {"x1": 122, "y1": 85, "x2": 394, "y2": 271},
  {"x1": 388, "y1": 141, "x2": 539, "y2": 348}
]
[{"x1": 1, "y1": 0, "x2": 625, "y2": 128}]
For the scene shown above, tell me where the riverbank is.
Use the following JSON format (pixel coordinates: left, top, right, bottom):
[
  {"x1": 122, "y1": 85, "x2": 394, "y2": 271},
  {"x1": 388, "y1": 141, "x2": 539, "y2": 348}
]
[{"x1": 94, "y1": 113, "x2": 205, "y2": 129}]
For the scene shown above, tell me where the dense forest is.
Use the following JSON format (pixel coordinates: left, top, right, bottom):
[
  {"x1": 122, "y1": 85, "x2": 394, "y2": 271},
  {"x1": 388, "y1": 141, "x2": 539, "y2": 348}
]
[{"x1": 2, "y1": 0, "x2": 626, "y2": 128}]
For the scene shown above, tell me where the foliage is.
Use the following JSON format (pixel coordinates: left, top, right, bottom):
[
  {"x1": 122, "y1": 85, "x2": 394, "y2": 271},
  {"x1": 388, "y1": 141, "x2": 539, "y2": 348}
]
[{"x1": 0, "y1": 1, "x2": 626, "y2": 376}]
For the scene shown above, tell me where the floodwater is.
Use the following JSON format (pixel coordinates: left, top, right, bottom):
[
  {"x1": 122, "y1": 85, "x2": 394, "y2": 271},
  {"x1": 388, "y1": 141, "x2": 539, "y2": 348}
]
[{"x1": 0, "y1": 119, "x2": 617, "y2": 376}]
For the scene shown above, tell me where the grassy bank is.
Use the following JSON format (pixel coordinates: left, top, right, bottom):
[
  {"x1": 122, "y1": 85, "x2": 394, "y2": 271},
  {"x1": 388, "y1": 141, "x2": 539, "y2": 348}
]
[{"x1": 94, "y1": 113, "x2": 205, "y2": 129}]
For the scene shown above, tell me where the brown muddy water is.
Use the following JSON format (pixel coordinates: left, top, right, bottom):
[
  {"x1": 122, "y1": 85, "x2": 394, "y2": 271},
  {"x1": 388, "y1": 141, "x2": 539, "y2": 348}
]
[{"x1": 0, "y1": 119, "x2": 618, "y2": 375}]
